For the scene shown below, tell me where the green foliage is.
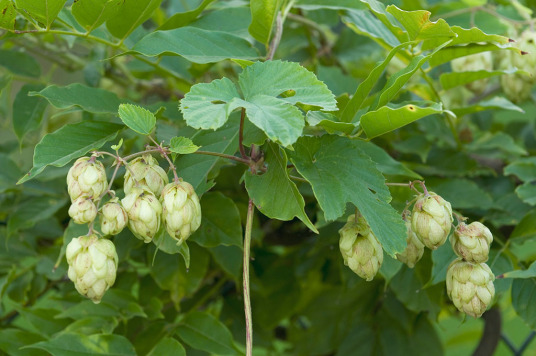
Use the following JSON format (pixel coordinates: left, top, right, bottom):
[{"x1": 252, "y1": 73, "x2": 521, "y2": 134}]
[{"x1": 1, "y1": 0, "x2": 536, "y2": 355}]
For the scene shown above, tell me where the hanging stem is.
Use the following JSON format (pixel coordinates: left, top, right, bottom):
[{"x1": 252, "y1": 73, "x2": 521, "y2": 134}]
[
  {"x1": 149, "y1": 136, "x2": 179, "y2": 183},
  {"x1": 243, "y1": 199, "x2": 254, "y2": 356}
]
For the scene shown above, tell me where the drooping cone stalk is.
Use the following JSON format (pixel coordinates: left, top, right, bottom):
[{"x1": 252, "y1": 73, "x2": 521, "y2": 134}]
[
  {"x1": 66, "y1": 235, "x2": 118, "y2": 304},
  {"x1": 451, "y1": 222, "x2": 493, "y2": 263},
  {"x1": 121, "y1": 186, "x2": 162, "y2": 242},
  {"x1": 160, "y1": 180, "x2": 202, "y2": 245},
  {"x1": 67, "y1": 157, "x2": 107, "y2": 201},
  {"x1": 339, "y1": 214, "x2": 383, "y2": 281},
  {"x1": 411, "y1": 192, "x2": 453, "y2": 250},
  {"x1": 396, "y1": 220, "x2": 425, "y2": 268},
  {"x1": 123, "y1": 154, "x2": 169, "y2": 197},
  {"x1": 446, "y1": 258, "x2": 495, "y2": 318},
  {"x1": 100, "y1": 198, "x2": 128, "y2": 236},
  {"x1": 68, "y1": 195, "x2": 97, "y2": 224}
]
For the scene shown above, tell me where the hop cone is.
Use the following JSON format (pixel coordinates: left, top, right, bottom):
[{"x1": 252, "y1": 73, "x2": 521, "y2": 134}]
[
  {"x1": 68, "y1": 196, "x2": 97, "y2": 224},
  {"x1": 66, "y1": 235, "x2": 118, "y2": 304},
  {"x1": 446, "y1": 258, "x2": 495, "y2": 318},
  {"x1": 160, "y1": 181, "x2": 202, "y2": 245},
  {"x1": 500, "y1": 70, "x2": 533, "y2": 103},
  {"x1": 121, "y1": 186, "x2": 162, "y2": 242},
  {"x1": 451, "y1": 52, "x2": 493, "y2": 93},
  {"x1": 101, "y1": 198, "x2": 128, "y2": 236},
  {"x1": 451, "y1": 222, "x2": 493, "y2": 263},
  {"x1": 396, "y1": 220, "x2": 425, "y2": 268},
  {"x1": 124, "y1": 154, "x2": 169, "y2": 197},
  {"x1": 339, "y1": 214, "x2": 383, "y2": 281},
  {"x1": 67, "y1": 157, "x2": 107, "y2": 201},
  {"x1": 512, "y1": 30, "x2": 536, "y2": 80},
  {"x1": 411, "y1": 192, "x2": 453, "y2": 250}
]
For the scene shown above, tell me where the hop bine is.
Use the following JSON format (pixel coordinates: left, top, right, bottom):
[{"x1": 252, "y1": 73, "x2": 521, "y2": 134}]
[
  {"x1": 67, "y1": 157, "x2": 107, "y2": 201},
  {"x1": 121, "y1": 186, "x2": 162, "y2": 243},
  {"x1": 160, "y1": 180, "x2": 202, "y2": 246},
  {"x1": 339, "y1": 213, "x2": 383, "y2": 281},
  {"x1": 411, "y1": 192, "x2": 453, "y2": 250},
  {"x1": 446, "y1": 258, "x2": 495, "y2": 318},
  {"x1": 123, "y1": 154, "x2": 169, "y2": 197},
  {"x1": 66, "y1": 235, "x2": 118, "y2": 304}
]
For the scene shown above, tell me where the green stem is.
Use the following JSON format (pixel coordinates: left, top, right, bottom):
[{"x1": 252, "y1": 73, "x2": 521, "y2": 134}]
[{"x1": 243, "y1": 199, "x2": 254, "y2": 356}]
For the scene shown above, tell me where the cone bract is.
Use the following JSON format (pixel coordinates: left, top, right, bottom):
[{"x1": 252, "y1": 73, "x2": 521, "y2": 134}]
[
  {"x1": 160, "y1": 180, "x2": 202, "y2": 245},
  {"x1": 446, "y1": 258, "x2": 495, "y2": 318},
  {"x1": 66, "y1": 235, "x2": 118, "y2": 304},
  {"x1": 451, "y1": 222, "x2": 493, "y2": 263},
  {"x1": 101, "y1": 198, "x2": 128, "y2": 236},
  {"x1": 67, "y1": 157, "x2": 107, "y2": 201},
  {"x1": 124, "y1": 154, "x2": 169, "y2": 197},
  {"x1": 451, "y1": 52, "x2": 493, "y2": 93},
  {"x1": 121, "y1": 186, "x2": 162, "y2": 243},
  {"x1": 339, "y1": 214, "x2": 383, "y2": 281},
  {"x1": 397, "y1": 220, "x2": 425, "y2": 268},
  {"x1": 411, "y1": 192, "x2": 453, "y2": 250},
  {"x1": 68, "y1": 196, "x2": 97, "y2": 224}
]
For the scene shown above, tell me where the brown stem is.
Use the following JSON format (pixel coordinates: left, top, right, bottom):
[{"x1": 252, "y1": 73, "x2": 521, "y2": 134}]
[{"x1": 266, "y1": 12, "x2": 283, "y2": 60}]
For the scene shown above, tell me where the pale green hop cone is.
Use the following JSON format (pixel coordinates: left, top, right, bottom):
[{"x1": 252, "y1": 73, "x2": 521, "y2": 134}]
[
  {"x1": 160, "y1": 180, "x2": 202, "y2": 246},
  {"x1": 121, "y1": 186, "x2": 162, "y2": 243},
  {"x1": 451, "y1": 222, "x2": 493, "y2": 263},
  {"x1": 100, "y1": 198, "x2": 128, "y2": 236},
  {"x1": 67, "y1": 157, "x2": 107, "y2": 201},
  {"x1": 396, "y1": 220, "x2": 425, "y2": 268},
  {"x1": 68, "y1": 195, "x2": 97, "y2": 224},
  {"x1": 446, "y1": 258, "x2": 495, "y2": 318},
  {"x1": 123, "y1": 154, "x2": 169, "y2": 197},
  {"x1": 339, "y1": 214, "x2": 383, "y2": 281},
  {"x1": 66, "y1": 234, "x2": 118, "y2": 304},
  {"x1": 451, "y1": 52, "x2": 493, "y2": 93},
  {"x1": 411, "y1": 192, "x2": 453, "y2": 250}
]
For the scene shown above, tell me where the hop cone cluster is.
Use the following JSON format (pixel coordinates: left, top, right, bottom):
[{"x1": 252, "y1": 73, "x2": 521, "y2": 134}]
[
  {"x1": 396, "y1": 219, "x2": 425, "y2": 268},
  {"x1": 339, "y1": 214, "x2": 383, "y2": 281},
  {"x1": 446, "y1": 258, "x2": 495, "y2": 318},
  {"x1": 411, "y1": 192, "x2": 453, "y2": 250},
  {"x1": 66, "y1": 235, "x2": 118, "y2": 304},
  {"x1": 122, "y1": 187, "x2": 162, "y2": 243},
  {"x1": 161, "y1": 181, "x2": 202, "y2": 245},
  {"x1": 101, "y1": 198, "x2": 128, "y2": 236},
  {"x1": 124, "y1": 154, "x2": 169, "y2": 197},
  {"x1": 67, "y1": 157, "x2": 107, "y2": 201},
  {"x1": 451, "y1": 222, "x2": 493, "y2": 263},
  {"x1": 451, "y1": 52, "x2": 493, "y2": 93}
]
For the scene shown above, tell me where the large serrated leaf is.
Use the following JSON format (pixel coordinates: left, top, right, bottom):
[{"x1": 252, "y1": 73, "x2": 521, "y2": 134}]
[
  {"x1": 118, "y1": 104, "x2": 156, "y2": 135},
  {"x1": 132, "y1": 27, "x2": 259, "y2": 64},
  {"x1": 18, "y1": 121, "x2": 123, "y2": 184},
  {"x1": 289, "y1": 135, "x2": 406, "y2": 256},
  {"x1": 245, "y1": 142, "x2": 317, "y2": 233},
  {"x1": 30, "y1": 83, "x2": 123, "y2": 114}
]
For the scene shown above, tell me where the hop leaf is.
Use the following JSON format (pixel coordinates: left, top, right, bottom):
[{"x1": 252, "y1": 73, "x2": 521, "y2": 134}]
[
  {"x1": 160, "y1": 180, "x2": 202, "y2": 246},
  {"x1": 339, "y1": 214, "x2": 383, "y2": 281},
  {"x1": 66, "y1": 235, "x2": 118, "y2": 304}
]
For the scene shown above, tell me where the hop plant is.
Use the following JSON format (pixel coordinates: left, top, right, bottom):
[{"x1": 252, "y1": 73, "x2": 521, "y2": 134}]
[
  {"x1": 101, "y1": 198, "x2": 128, "y2": 236},
  {"x1": 124, "y1": 154, "x2": 169, "y2": 197},
  {"x1": 66, "y1": 235, "x2": 118, "y2": 304},
  {"x1": 68, "y1": 196, "x2": 97, "y2": 224},
  {"x1": 339, "y1": 214, "x2": 383, "y2": 281},
  {"x1": 396, "y1": 219, "x2": 425, "y2": 268},
  {"x1": 67, "y1": 157, "x2": 107, "y2": 201},
  {"x1": 451, "y1": 222, "x2": 493, "y2": 263},
  {"x1": 511, "y1": 30, "x2": 536, "y2": 78},
  {"x1": 451, "y1": 52, "x2": 493, "y2": 93},
  {"x1": 160, "y1": 180, "x2": 202, "y2": 246},
  {"x1": 121, "y1": 186, "x2": 162, "y2": 243},
  {"x1": 446, "y1": 258, "x2": 495, "y2": 318},
  {"x1": 411, "y1": 192, "x2": 453, "y2": 250}
]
